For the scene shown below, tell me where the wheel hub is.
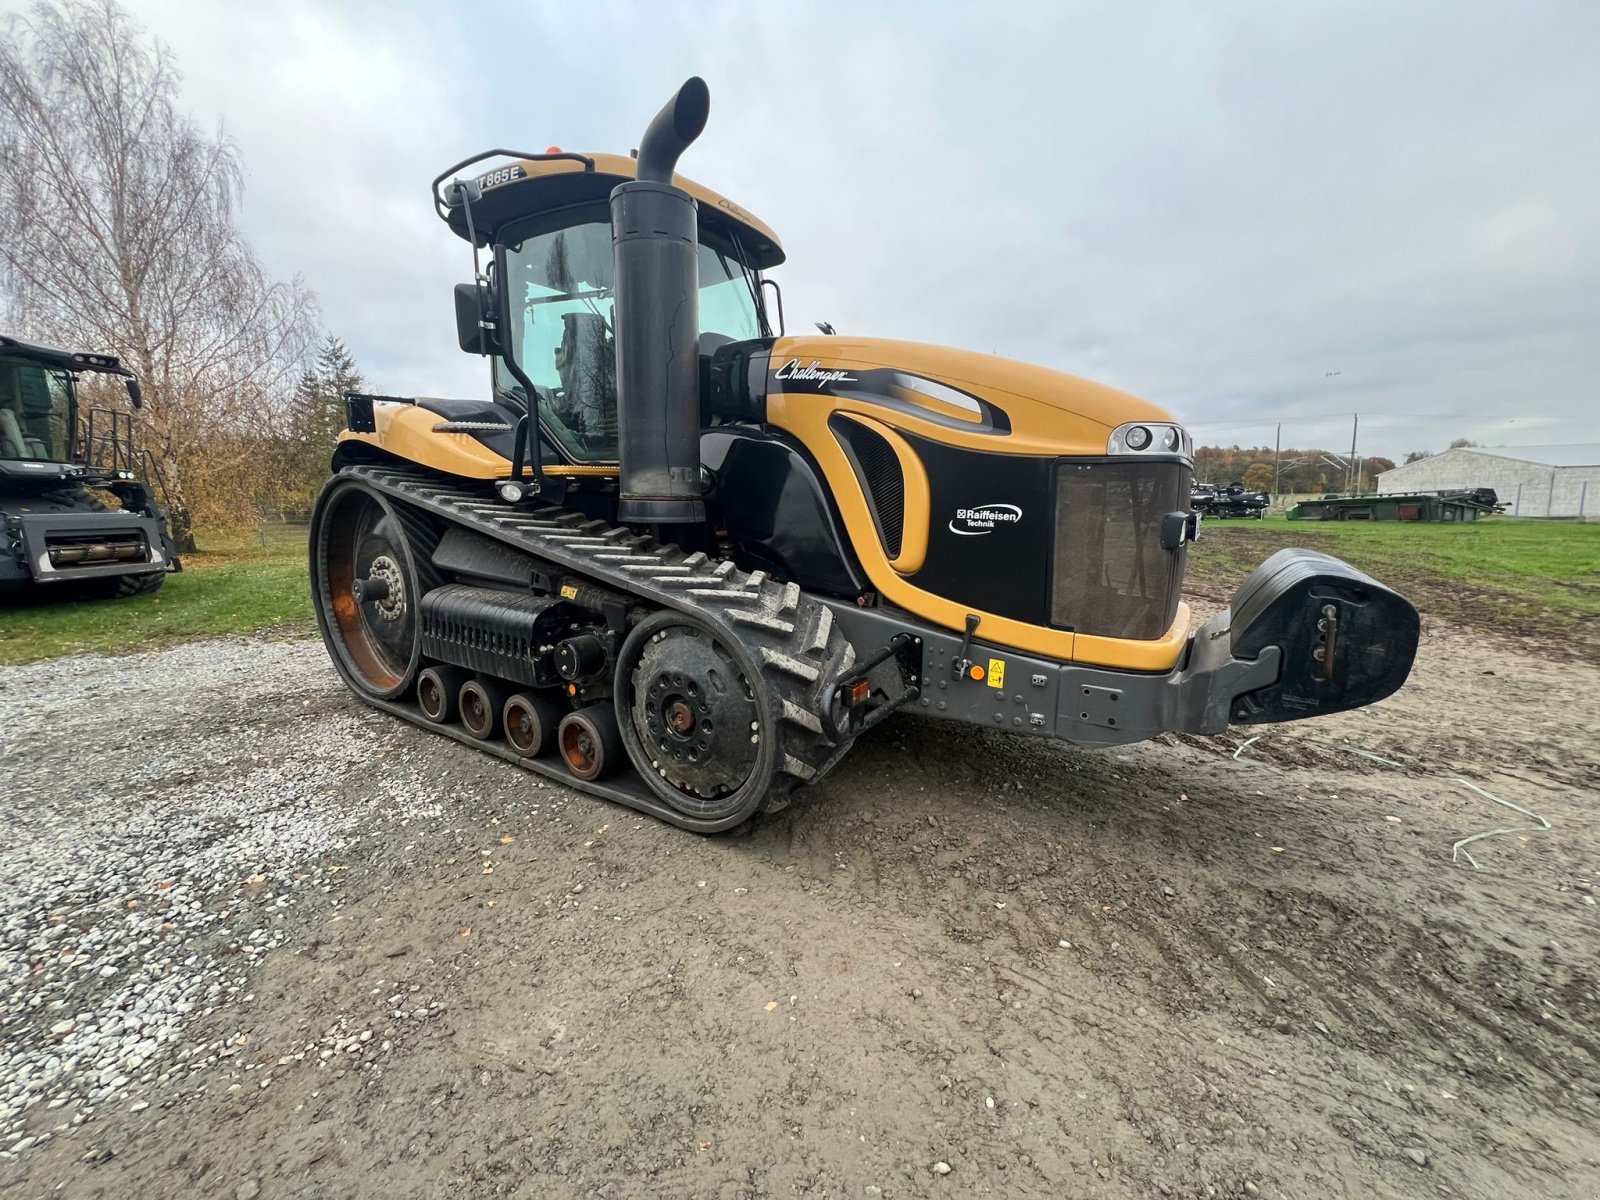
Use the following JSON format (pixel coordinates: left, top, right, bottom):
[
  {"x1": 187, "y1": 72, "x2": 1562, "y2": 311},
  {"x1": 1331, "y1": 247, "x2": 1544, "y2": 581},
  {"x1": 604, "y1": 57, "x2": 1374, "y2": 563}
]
[
  {"x1": 663, "y1": 696, "x2": 695, "y2": 737},
  {"x1": 629, "y1": 626, "x2": 761, "y2": 803},
  {"x1": 365, "y1": 555, "x2": 406, "y2": 622}
]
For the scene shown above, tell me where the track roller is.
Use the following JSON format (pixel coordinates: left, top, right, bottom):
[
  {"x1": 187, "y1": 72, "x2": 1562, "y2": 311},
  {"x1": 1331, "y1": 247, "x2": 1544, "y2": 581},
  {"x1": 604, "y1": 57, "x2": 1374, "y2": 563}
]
[
  {"x1": 504, "y1": 691, "x2": 567, "y2": 758},
  {"x1": 417, "y1": 665, "x2": 469, "y2": 724},
  {"x1": 558, "y1": 705, "x2": 624, "y2": 781},
  {"x1": 460, "y1": 676, "x2": 514, "y2": 741}
]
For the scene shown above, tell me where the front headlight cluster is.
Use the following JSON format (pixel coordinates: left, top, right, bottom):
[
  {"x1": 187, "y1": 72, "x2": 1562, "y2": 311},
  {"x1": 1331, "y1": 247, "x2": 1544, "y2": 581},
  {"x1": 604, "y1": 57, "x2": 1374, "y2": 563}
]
[{"x1": 1108, "y1": 422, "x2": 1191, "y2": 462}]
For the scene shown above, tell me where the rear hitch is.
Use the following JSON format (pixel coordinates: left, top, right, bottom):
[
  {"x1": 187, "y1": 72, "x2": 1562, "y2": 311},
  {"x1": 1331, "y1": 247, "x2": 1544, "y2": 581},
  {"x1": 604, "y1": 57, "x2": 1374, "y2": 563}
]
[{"x1": 823, "y1": 632, "x2": 922, "y2": 742}]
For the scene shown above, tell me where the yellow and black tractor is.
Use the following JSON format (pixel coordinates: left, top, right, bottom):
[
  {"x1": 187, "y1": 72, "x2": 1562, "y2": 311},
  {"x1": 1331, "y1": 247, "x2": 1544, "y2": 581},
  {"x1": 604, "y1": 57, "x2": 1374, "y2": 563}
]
[{"x1": 311, "y1": 79, "x2": 1418, "y2": 832}]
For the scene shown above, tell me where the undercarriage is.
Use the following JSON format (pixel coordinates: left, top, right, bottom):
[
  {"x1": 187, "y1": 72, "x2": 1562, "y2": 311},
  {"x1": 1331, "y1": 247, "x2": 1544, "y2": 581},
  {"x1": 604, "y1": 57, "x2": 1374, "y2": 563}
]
[{"x1": 312, "y1": 464, "x2": 1417, "y2": 831}]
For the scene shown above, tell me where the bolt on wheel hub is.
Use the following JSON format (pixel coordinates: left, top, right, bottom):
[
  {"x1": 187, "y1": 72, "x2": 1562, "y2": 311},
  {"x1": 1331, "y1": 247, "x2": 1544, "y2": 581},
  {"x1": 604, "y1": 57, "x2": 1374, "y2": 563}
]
[
  {"x1": 365, "y1": 554, "x2": 406, "y2": 622},
  {"x1": 626, "y1": 624, "x2": 763, "y2": 804}
]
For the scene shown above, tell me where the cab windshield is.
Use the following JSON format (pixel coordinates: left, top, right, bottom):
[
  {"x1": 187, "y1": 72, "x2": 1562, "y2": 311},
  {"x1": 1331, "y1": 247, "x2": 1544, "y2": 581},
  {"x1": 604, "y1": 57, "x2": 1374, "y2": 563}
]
[
  {"x1": 0, "y1": 356, "x2": 74, "y2": 463},
  {"x1": 497, "y1": 216, "x2": 763, "y2": 462}
]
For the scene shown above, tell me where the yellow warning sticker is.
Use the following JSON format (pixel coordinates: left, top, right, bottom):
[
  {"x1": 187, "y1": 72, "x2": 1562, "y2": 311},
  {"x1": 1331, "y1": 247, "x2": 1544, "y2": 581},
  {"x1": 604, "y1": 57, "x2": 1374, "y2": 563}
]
[
  {"x1": 560, "y1": 584, "x2": 579, "y2": 600},
  {"x1": 987, "y1": 658, "x2": 1006, "y2": 689}
]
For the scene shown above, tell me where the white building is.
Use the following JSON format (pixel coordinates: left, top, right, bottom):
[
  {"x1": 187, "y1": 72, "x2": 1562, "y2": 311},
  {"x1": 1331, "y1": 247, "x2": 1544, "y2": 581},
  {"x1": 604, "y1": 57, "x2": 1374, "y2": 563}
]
[{"x1": 1375, "y1": 445, "x2": 1600, "y2": 517}]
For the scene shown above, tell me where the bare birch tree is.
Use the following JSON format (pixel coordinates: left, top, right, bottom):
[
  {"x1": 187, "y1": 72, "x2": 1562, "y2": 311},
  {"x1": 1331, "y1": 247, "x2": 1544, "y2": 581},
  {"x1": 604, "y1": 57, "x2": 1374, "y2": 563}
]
[{"x1": 0, "y1": 0, "x2": 318, "y2": 542}]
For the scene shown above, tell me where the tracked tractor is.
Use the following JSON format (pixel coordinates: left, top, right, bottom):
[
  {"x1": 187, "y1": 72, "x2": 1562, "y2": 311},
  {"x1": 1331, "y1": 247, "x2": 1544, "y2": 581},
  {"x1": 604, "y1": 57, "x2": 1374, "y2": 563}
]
[
  {"x1": 310, "y1": 79, "x2": 1418, "y2": 832},
  {"x1": 0, "y1": 335, "x2": 177, "y2": 599}
]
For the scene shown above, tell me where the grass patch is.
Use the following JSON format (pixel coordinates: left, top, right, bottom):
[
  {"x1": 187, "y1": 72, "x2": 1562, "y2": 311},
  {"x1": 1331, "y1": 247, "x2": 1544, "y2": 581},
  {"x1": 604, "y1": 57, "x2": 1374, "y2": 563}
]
[
  {"x1": 0, "y1": 523, "x2": 312, "y2": 666},
  {"x1": 6, "y1": 514, "x2": 1597, "y2": 667},
  {"x1": 1187, "y1": 516, "x2": 1600, "y2": 661}
]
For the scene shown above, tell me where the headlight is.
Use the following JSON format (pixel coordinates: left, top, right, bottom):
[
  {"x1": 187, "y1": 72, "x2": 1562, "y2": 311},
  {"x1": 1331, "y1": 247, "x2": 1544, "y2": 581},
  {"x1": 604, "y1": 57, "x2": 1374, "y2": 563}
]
[{"x1": 1108, "y1": 421, "x2": 1191, "y2": 463}]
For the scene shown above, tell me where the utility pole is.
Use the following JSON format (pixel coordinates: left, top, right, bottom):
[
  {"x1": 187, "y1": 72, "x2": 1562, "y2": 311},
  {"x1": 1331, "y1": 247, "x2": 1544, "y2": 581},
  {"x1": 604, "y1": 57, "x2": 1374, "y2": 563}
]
[
  {"x1": 1273, "y1": 422, "x2": 1282, "y2": 504},
  {"x1": 1347, "y1": 413, "x2": 1359, "y2": 494}
]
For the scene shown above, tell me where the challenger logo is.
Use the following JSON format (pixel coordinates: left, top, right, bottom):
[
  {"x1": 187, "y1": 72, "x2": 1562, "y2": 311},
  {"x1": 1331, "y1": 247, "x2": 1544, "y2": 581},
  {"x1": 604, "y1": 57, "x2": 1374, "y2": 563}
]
[
  {"x1": 949, "y1": 503, "x2": 1022, "y2": 535},
  {"x1": 774, "y1": 359, "x2": 856, "y2": 386}
]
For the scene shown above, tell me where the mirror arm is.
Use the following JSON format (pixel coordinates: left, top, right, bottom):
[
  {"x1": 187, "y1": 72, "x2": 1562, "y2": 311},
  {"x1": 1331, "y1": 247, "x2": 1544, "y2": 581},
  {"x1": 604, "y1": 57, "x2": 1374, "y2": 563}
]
[
  {"x1": 491, "y1": 246, "x2": 545, "y2": 494},
  {"x1": 761, "y1": 278, "x2": 785, "y2": 337}
]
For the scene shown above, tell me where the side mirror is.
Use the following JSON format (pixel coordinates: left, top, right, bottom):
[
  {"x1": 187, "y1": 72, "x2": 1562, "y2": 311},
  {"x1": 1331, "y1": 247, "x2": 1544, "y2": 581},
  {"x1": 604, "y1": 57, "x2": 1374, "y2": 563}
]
[
  {"x1": 455, "y1": 282, "x2": 504, "y2": 356},
  {"x1": 125, "y1": 379, "x2": 143, "y2": 409},
  {"x1": 1160, "y1": 511, "x2": 1201, "y2": 550}
]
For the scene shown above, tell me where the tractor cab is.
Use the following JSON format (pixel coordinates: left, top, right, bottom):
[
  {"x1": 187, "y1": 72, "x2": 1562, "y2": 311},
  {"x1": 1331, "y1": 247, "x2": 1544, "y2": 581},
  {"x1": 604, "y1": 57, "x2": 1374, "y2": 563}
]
[
  {"x1": 436, "y1": 151, "x2": 783, "y2": 468},
  {"x1": 0, "y1": 336, "x2": 141, "y2": 472}
]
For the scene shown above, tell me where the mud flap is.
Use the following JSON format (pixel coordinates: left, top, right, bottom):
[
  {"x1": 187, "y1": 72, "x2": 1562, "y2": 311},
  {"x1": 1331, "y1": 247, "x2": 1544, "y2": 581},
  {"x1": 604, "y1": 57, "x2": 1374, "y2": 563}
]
[{"x1": 1226, "y1": 549, "x2": 1418, "y2": 724}]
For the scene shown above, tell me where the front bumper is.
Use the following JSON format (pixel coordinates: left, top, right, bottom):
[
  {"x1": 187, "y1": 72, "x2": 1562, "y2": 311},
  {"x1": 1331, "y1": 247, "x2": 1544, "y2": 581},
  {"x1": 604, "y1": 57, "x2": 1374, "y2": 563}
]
[
  {"x1": 827, "y1": 549, "x2": 1419, "y2": 747},
  {"x1": 4, "y1": 510, "x2": 168, "y2": 586}
]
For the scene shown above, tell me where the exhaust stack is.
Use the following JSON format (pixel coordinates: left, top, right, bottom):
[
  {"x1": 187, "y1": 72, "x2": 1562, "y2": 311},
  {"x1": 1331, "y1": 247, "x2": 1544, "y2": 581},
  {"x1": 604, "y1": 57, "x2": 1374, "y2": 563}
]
[{"x1": 611, "y1": 77, "x2": 711, "y2": 525}]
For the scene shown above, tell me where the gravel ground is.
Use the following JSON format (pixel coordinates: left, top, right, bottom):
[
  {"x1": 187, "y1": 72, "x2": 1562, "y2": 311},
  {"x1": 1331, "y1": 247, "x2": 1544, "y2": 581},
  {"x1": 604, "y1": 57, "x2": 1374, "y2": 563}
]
[
  {"x1": 0, "y1": 641, "x2": 437, "y2": 1153},
  {"x1": 0, "y1": 621, "x2": 1597, "y2": 1198}
]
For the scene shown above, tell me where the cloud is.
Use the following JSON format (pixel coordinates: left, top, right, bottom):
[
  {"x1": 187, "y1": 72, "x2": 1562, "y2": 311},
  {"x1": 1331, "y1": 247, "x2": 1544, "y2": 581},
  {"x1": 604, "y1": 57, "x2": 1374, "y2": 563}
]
[{"x1": 11, "y1": 0, "x2": 1599, "y2": 458}]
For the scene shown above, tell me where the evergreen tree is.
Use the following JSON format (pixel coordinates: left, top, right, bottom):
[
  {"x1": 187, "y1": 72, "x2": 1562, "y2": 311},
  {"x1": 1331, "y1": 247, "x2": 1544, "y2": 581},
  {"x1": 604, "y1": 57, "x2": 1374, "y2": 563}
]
[{"x1": 284, "y1": 335, "x2": 364, "y2": 509}]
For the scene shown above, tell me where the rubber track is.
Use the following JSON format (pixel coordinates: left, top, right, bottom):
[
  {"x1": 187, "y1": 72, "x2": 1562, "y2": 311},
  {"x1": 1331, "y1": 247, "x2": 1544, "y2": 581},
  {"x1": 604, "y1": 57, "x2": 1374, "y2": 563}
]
[{"x1": 339, "y1": 464, "x2": 858, "y2": 829}]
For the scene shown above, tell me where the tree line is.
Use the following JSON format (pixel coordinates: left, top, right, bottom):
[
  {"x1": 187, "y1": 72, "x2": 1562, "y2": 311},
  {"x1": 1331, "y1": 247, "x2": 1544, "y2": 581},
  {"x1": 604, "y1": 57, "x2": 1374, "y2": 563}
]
[
  {"x1": 1193, "y1": 445, "x2": 1397, "y2": 495},
  {"x1": 0, "y1": 0, "x2": 361, "y2": 544}
]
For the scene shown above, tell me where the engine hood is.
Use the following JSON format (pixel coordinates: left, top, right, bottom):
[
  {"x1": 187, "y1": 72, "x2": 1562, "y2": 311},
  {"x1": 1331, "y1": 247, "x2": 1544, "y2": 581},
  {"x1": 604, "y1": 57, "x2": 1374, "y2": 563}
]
[{"x1": 765, "y1": 335, "x2": 1177, "y2": 457}]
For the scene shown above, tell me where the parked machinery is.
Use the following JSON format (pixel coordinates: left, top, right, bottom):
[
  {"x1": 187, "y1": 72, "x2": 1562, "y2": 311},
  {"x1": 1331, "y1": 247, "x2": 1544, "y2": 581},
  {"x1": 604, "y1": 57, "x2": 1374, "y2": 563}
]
[
  {"x1": 310, "y1": 79, "x2": 1419, "y2": 832},
  {"x1": 1191, "y1": 482, "x2": 1270, "y2": 519},
  {"x1": 0, "y1": 335, "x2": 177, "y2": 598}
]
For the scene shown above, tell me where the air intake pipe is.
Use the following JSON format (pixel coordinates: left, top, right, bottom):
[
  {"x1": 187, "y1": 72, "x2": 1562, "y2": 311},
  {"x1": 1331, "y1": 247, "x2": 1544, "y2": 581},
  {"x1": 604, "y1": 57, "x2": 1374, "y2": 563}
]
[{"x1": 611, "y1": 77, "x2": 710, "y2": 525}]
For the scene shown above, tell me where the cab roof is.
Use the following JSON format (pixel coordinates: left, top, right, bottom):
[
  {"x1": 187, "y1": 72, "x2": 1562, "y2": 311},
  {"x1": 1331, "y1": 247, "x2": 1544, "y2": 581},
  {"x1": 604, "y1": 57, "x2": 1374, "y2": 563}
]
[
  {"x1": 0, "y1": 334, "x2": 132, "y2": 377},
  {"x1": 436, "y1": 151, "x2": 784, "y2": 270}
]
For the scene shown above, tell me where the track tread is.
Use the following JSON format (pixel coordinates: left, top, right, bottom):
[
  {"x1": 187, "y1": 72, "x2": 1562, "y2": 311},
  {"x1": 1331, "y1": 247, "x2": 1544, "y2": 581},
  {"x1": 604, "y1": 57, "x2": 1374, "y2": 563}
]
[{"x1": 340, "y1": 465, "x2": 857, "y2": 819}]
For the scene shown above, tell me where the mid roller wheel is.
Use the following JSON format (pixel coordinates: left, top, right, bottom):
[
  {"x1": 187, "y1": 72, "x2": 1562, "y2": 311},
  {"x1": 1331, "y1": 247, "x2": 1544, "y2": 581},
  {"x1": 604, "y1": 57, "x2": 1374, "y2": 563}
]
[
  {"x1": 557, "y1": 706, "x2": 624, "y2": 781},
  {"x1": 504, "y1": 691, "x2": 566, "y2": 758},
  {"x1": 310, "y1": 477, "x2": 436, "y2": 700},
  {"x1": 417, "y1": 665, "x2": 468, "y2": 723},
  {"x1": 615, "y1": 611, "x2": 780, "y2": 826},
  {"x1": 459, "y1": 677, "x2": 512, "y2": 741}
]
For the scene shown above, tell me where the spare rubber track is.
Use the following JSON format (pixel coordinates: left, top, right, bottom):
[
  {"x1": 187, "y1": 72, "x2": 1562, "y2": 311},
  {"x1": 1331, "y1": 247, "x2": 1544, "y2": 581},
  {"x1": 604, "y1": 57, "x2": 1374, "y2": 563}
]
[{"x1": 334, "y1": 464, "x2": 858, "y2": 833}]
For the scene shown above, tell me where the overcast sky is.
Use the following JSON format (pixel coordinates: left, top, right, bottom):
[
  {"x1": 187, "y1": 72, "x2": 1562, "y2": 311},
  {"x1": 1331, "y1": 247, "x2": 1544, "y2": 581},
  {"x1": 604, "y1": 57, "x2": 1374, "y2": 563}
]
[{"x1": 11, "y1": 0, "x2": 1597, "y2": 460}]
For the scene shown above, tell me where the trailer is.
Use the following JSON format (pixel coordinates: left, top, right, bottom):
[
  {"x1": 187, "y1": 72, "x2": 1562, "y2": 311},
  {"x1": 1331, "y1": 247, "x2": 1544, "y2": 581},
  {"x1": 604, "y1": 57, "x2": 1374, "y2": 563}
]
[{"x1": 1287, "y1": 490, "x2": 1501, "y2": 522}]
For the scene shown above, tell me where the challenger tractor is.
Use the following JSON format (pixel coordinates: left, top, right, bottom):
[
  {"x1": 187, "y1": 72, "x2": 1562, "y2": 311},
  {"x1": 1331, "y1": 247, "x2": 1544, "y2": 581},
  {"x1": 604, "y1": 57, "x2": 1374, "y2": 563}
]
[{"x1": 310, "y1": 79, "x2": 1418, "y2": 832}]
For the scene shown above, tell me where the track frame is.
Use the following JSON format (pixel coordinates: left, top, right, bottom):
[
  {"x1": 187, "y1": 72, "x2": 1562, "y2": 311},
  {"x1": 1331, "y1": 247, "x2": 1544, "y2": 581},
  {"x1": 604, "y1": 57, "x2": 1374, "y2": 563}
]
[{"x1": 314, "y1": 464, "x2": 874, "y2": 832}]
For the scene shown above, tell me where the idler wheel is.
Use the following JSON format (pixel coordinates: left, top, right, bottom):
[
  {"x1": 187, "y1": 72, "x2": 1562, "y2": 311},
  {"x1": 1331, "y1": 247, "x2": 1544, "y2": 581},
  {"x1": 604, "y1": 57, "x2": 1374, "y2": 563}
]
[{"x1": 309, "y1": 478, "x2": 435, "y2": 700}]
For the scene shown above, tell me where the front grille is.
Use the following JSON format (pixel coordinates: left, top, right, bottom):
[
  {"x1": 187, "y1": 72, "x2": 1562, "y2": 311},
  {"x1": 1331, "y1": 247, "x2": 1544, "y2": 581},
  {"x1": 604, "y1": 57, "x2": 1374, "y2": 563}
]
[{"x1": 1051, "y1": 461, "x2": 1191, "y2": 640}]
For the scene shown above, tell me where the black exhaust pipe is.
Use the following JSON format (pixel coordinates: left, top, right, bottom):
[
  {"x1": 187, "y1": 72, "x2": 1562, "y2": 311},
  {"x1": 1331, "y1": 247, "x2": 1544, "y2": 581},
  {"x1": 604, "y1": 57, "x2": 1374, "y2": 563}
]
[{"x1": 611, "y1": 78, "x2": 711, "y2": 525}]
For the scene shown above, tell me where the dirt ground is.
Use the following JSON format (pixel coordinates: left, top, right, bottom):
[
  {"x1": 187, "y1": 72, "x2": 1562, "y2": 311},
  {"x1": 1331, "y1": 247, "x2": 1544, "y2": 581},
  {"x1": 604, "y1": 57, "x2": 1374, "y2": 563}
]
[{"x1": 3, "y1": 604, "x2": 1598, "y2": 1198}]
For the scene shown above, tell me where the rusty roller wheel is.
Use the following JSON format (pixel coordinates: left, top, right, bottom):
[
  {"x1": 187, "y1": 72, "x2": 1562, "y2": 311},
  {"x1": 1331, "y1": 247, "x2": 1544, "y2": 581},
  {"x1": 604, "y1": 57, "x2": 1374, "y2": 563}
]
[
  {"x1": 417, "y1": 665, "x2": 468, "y2": 724},
  {"x1": 504, "y1": 691, "x2": 566, "y2": 758},
  {"x1": 310, "y1": 477, "x2": 437, "y2": 700},
  {"x1": 557, "y1": 705, "x2": 623, "y2": 781},
  {"x1": 459, "y1": 677, "x2": 513, "y2": 741}
]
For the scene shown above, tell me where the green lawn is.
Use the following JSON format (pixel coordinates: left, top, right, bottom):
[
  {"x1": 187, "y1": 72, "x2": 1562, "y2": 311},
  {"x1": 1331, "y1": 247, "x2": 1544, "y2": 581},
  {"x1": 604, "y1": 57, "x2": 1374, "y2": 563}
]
[
  {"x1": 1187, "y1": 516, "x2": 1600, "y2": 660},
  {"x1": 0, "y1": 524, "x2": 312, "y2": 666},
  {"x1": 4, "y1": 515, "x2": 1597, "y2": 667}
]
